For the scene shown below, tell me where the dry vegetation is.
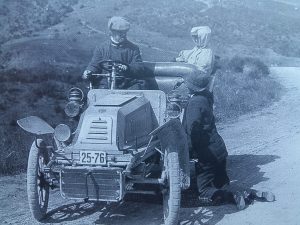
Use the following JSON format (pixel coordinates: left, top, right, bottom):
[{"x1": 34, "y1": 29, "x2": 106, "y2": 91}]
[
  {"x1": 123, "y1": 0, "x2": 300, "y2": 58},
  {"x1": 214, "y1": 56, "x2": 282, "y2": 121},
  {"x1": 0, "y1": 0, "x2": 78, "y2": 44},
  {"x1": 0, "y1": 70, "x2": 84, "y2": 174}
]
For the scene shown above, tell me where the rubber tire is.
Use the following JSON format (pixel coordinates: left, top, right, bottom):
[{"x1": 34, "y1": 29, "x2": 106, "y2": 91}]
[
  {"x1": 163, "y1": 151, "x2": 181, "y2": 225},
  {"x1": 27, "y1": 139, "x2": 49, "y2": 221}
]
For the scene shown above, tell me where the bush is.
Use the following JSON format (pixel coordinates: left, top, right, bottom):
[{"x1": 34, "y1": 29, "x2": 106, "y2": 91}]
[
  {"x1": 214, "y1": 56, "x2": 282, "y2": 121},
  {"x1": 0, "y1": 70, "x2": 83, "y2": 174},
  {"x1": 228, "y1": 56, "x2": 270, "y2": 79},
  {"x1": 0, "y1": 125, "x2": 30, "y2": 174},
  {"x1": 0, "y1": 0, "x2": 79, "y2": 45},
  {"x1": 32, "y1": 80, "x2": 68, "y2": 100}
]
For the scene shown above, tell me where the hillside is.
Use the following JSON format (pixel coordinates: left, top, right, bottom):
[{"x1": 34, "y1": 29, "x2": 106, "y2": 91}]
[{"x1": 1, "y1": 0, "x2": 300, "y2": 70}]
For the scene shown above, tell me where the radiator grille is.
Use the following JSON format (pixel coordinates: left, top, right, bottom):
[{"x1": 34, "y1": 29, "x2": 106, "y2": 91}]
[{"x1": 60, "y1": 167, "x2": 123, "y2": 202}]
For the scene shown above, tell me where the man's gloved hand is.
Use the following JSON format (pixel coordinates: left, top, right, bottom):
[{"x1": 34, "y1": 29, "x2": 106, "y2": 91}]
[
  {"x1": 116, "y1": 64, "x2": 128, "y2": 72},
  {"x1": 82, "y1": 70, "x2": 92, "y2": 79}
]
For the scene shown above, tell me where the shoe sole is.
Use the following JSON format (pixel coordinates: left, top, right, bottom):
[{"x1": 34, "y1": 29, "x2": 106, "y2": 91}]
[
  {"x1": 255, "y1": 191, "x2": 275, "y2": 202},
  {"x1": 235, "y1": 195, "x2": 246, "y2": 210}
]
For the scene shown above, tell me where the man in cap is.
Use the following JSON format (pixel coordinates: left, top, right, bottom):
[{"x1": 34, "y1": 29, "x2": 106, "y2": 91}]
[
  {"x1": 183, "y1": 72, "x2": 275, "y2": 209},
  {"x1": 182, "y1": 72, "x2": 241, "y2": 208},
  {"x1": 83, "y1": 16, "x2": 157, "y2": 89},
  {"x1": 180, "y1": 27, "x2": 275, "y2": 209}
]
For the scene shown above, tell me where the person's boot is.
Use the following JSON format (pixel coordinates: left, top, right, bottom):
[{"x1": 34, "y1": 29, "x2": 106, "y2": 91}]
[
  {"x1": 198, "y1": 196, "x2": 214, "y2": 206},
  {"x1": 210, "y1": 190, "x2": 225, "y2": 205},
  {"x1": 247, "y1": 190, "x2": 275, "y2": 202},
  {"x1": 198, "y1": 190, "x2": 226, "y2": 206},
  {"x1": 211, "y1": 190, "x2": 246, "y2": 210},
  {"x1": 232, "y1": 191, "x2": 246, "y2": 210}
]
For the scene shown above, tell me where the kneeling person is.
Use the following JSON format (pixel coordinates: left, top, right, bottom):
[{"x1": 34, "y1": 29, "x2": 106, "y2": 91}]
[{"x1": 183, "y1": 73, "x2": 275, "y2": 209}]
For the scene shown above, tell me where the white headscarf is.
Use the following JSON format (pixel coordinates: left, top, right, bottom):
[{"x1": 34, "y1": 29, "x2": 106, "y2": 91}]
[{"x1": 190, "y1": 26, "x2": 211, "y2": 48}]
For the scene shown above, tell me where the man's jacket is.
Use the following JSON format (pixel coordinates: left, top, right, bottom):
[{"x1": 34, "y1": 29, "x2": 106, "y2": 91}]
[
  {"x1": 183, "y1": 90, "x2": 228, "y2": 163},
  {"x1": 86, "y1": 40, "x2": 157, "y2": 89}
]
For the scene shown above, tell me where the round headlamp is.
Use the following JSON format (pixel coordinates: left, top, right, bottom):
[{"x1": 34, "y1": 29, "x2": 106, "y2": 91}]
[
  {"x1": 64, "y1": 101, "x2": 81, "y2": 118},
  {"x1": 54, "y1": 124, "x2": 71, "y2": 142}
]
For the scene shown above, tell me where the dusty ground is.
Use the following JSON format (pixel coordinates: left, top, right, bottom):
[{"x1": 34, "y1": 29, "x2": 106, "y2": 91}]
[{"x1": 0, "y1": 67, "x2": 300, "y2": 224}]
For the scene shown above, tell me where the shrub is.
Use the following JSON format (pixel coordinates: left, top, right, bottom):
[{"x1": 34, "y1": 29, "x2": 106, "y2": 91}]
[
  {"x1": 0, "y1": 0, "x2": 79, "y2": 45},
  {"x1": 214, "y1": 56, "x2": 282, "y2": 121},
  {"x1": 32, "y1": 80, "x2": 68, "y2": 100},
  {"x1": 228, "y1": 56, "x2": 270, "y2": 78}
]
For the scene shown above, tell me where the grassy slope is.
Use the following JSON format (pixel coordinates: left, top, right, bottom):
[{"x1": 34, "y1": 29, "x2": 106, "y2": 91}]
[
  {"x1": 124, "y1": 0, "x2": 300, "y2": 59},
  {"x1": 0, "y1": 0, "x2": 78, "y2": 44}
]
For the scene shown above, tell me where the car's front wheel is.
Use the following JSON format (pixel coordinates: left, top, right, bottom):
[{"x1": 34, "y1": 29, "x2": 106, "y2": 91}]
[
  {"x1": 162, "y1": 150, "x2": 181, "y2": 225},
  {"x1": 27, "y1": 139, "x2": 50, "y2": 221}
]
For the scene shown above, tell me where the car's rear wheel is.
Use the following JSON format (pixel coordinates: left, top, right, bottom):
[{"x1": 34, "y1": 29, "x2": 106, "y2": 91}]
[
  {"x1": 162, "y1": 150, "x2": 181, "y2": 225},
  {"x1": 27, "y1": 139, "x2": 50, "y2": 221}
]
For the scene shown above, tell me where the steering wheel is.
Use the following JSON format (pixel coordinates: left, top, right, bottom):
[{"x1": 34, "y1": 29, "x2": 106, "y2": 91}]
[
  {"x1": 98, "y1": 60, "x2": 130, "y2": 73},
  {"x1": 89, "y1": 60, "x2": 130, "y2": 90}
]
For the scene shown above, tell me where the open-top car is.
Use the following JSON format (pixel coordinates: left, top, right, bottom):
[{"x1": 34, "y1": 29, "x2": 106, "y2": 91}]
[{"x1": 18, "y1": 60, "x2": 205, "y2": 225}]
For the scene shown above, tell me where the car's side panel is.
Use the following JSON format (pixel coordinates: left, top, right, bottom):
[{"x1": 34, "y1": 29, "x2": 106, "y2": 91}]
[{"x1": 117, "y1": 97, "x2": 157, "y2": 149}]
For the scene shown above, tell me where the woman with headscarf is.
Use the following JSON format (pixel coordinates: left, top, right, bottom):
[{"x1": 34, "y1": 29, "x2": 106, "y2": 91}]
[{"x1": 176, "y1": 26, "x2": 214, "y2": 74}]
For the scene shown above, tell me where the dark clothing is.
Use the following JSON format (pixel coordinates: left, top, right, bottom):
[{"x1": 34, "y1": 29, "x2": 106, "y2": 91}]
[
  {"x1": 86, "y1": 40, "x2": 158, "y2": 89},
  {"x1": 182, "y1": 90, "x2": 274, "y2": 206},
  {"x1": 183, "y1": 90, "x2": 228, "y2": 163},
  {"x1": 183, "y1": 90, "x2": 229, "y2": 199},
  {"x1": 196, "y1": 160, "x2": 230, "y2": 199}
]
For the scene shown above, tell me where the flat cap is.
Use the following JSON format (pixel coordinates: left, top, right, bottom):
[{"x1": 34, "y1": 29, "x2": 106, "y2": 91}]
[
  {"x1": 108, "y1": 16, "x2": 130, "y2": 31},
  {"x1": 185, "y1": 71, "x2": 210, "y2": 93}
]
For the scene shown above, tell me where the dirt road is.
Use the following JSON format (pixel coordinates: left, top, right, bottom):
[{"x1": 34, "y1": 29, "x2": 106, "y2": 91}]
[{"x1": 1, "y1": 67, "x2": 300, "y2": 225}]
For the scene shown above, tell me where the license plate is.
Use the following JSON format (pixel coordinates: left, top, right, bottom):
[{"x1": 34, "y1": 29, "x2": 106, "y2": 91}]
[{"x1": 79, "y1": 151, "x2": 107, "y2": 165}]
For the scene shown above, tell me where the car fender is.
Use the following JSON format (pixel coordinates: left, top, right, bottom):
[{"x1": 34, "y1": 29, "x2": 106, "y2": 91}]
[
  {"x1": 150, "y1": 119, "x2": 190, "y2": 189},
  {"x1": 17, "y1": 116, "x2": 54, "y2": 135}
]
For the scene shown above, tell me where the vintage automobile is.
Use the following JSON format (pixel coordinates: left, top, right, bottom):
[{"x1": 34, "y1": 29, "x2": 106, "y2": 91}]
[{"x1": 17, "y1": 60, "x2": 206, "y2": 225}]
